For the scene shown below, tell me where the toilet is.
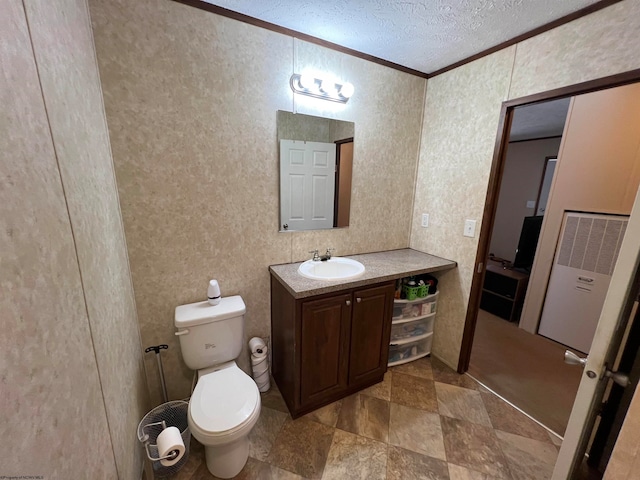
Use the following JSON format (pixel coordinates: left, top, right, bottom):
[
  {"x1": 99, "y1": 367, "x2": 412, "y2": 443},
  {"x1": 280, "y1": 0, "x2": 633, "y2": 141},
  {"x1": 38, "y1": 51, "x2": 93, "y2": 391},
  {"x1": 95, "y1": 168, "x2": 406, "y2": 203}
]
[{"x1": 175, "y1": 295, "x2": 261, "y2": 479}]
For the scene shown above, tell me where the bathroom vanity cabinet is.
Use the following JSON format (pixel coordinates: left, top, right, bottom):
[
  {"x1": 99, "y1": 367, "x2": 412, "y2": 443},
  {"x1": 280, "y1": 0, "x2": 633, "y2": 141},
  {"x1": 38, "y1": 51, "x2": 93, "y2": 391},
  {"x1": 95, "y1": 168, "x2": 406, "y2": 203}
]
[
  {"x1": 270, "y1": 277, "x2": 395, "y2": 418},
  {"x1": 268, "y1": 248, "x2": 457, "y2": 417}
]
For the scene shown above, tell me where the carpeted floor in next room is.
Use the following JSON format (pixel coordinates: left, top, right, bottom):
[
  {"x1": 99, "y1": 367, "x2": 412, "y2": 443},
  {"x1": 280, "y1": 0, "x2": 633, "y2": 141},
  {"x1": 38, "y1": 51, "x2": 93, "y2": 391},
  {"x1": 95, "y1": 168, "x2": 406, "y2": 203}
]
[
  {"x1": 468, "y1": 309, "x2": 583, "y2": 436},
  {"x1": 166, "y1": 356, "x2": 561, "y2": 480}
]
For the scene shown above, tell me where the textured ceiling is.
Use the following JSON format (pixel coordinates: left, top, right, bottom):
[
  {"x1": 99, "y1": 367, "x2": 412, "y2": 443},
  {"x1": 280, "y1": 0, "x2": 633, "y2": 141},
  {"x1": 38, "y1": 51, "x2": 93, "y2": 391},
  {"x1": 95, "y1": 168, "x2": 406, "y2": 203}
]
[
  {"x1": 510, "y1": 98, "x2": 571, "y2": 142},
  {"x1": 203, "y1": 0, "x2": 602, "y2": 74}
]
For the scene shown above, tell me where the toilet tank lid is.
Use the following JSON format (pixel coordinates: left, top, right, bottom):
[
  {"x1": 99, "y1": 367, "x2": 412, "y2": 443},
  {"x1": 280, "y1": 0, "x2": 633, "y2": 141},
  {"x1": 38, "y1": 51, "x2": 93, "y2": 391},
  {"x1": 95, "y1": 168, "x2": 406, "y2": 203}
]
[{"x1": 175, "y1": 296, "x2": 246, "y2": 328}]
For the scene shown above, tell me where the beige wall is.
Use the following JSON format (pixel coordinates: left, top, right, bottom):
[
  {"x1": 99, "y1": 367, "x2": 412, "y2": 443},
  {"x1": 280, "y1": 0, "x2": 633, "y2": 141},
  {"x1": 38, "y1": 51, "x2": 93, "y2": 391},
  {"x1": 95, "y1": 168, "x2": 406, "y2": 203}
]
[
  {"x1": 604, "y1": 382, "x2": 640, "y2": 479},
  {"x1": 89, "y1": 0, "x2": 426, "y2": 404},
  {"x1": 1, "y1": 0, "x2": 149, "y2": 478},
  {"x1": 490, "y1": 138, "x2": 562, "y2": 261},
  {"x1": 410, "y1": 46, "x2": 516, "y2": 366},
  {"x1": 410, "y1": 0, "x2": 640, "y2": 369},
  {"x1": 277, "y1": 110, "x2": 354, "y2": 143},
  {"x1": 520, "y1": 84, "x2": 640, "y2": 333}
]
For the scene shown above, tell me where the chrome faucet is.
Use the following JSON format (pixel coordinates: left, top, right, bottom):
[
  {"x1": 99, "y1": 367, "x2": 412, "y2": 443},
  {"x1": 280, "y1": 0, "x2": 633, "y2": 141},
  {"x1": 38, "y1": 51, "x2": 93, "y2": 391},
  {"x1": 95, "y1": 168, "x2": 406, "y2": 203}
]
[
  {"x1": 320, "y1": 248, "x2": 334, "y2": 261},
  {"x1": 308, "y1": 248, "x2": 334, "y2": 261}
]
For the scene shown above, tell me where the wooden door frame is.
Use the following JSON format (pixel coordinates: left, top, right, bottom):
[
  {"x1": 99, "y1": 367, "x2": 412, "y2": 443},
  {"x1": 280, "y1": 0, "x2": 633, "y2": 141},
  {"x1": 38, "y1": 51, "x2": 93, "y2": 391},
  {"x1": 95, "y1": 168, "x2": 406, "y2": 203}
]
[
  {"x1": 457, "y1": 68, "x2": 640, "y2": 373},
  {"x1": 333, "y1": 137, "x2": 354, "y2": 227}
]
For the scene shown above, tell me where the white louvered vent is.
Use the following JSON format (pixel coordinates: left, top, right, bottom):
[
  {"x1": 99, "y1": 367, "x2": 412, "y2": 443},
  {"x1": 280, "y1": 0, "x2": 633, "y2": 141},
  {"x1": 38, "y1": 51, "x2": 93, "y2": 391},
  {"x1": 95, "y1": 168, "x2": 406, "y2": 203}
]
[{"x1": 557, "y1": 213, "x2": 628, "y2": 276}]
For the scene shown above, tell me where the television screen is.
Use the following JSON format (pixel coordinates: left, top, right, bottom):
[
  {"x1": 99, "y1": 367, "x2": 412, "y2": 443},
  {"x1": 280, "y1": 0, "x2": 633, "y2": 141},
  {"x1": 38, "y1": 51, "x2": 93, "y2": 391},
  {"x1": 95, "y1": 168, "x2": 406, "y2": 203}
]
[{"x1": 513, "y1": 216, "x2": 544, "y2": 271}]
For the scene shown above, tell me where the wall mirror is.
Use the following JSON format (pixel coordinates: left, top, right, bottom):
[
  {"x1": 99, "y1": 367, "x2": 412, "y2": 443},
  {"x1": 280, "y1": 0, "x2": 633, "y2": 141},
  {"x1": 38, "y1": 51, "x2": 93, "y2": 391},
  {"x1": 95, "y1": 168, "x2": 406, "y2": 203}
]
[{"x1": 277, "y1": 110, "x2": 354, "y2": 232}]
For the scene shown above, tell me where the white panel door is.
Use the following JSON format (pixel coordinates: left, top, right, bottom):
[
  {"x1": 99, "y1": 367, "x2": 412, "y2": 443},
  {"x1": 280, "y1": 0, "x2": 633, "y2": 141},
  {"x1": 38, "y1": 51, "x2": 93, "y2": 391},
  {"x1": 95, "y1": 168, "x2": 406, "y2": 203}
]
[
  {"x1": 552, "y1": 188, "x2": 640, "y2": 478},
  {"x1": 280, "y1": 140, "x2": 336, "y2": 231}
]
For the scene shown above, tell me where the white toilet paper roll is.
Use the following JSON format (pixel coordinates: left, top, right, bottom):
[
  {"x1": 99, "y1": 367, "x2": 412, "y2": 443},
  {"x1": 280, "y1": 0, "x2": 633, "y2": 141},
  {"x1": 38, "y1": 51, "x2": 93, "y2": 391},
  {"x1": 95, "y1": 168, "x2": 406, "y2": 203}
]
[
  {"x1": 250, "y1": 337, "x2": 270, "y2": 392},
  {"x1": 249, "y1": 337, "x2": 267, "y2": 354},
  {"x1": 156, "y1": 426, "x2": 185, "y2": 467},
  {"x1": 252, "y1": 352, "x2": 268, "y2": 371}
]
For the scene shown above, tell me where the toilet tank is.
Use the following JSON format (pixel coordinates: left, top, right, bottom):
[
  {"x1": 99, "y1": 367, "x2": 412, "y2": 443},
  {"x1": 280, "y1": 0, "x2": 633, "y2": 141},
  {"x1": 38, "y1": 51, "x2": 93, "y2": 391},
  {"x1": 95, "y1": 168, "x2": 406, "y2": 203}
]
[{"x1": 174, "y1": 296, "x2": 246, "y2": 370}]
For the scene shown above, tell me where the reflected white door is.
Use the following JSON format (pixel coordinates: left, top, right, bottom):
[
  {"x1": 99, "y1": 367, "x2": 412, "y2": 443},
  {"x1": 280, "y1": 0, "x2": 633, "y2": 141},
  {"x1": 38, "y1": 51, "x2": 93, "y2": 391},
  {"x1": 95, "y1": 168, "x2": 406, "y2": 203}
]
[
  {"x1": 553, "y1": 187, "x2": 640, "y2": 478},
  {"x1": 280, "y1": 140, "x2": 336, "y2": 231}
]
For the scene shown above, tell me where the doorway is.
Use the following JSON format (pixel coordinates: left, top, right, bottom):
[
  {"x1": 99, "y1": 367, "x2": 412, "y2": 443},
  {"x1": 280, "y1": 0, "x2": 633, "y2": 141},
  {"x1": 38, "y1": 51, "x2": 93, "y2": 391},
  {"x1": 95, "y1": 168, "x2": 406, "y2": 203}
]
[
  {"x1": 458, "y1": 71, "x2": 640, "y2": 478},
  {"x1": 468, "y1": 96, "x2": 581, "y2": 436}
]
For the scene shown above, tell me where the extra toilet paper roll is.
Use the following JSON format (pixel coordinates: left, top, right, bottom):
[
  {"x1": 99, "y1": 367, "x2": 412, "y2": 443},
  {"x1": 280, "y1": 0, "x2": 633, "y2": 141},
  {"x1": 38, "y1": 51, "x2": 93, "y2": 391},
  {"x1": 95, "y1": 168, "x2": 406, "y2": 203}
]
[
  {"x1": 252, "y1": 347, "x2": 269, "y2": 372},
  {"x1": 249, "y1": 337, "x2": 267, "y2": 355},
  {"x1": 249, "y1": 337, "x2": 270, "y2": 392},
  {"x1": 157, "y1": 426, "x2": 185, "y2": 467}
]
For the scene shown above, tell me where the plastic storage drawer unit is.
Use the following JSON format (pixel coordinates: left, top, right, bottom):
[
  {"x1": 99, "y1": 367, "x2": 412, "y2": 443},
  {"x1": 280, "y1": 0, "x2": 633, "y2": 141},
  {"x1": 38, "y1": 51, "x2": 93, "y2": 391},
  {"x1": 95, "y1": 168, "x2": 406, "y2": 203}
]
[
  {"x1": 392, "y1": 291, "x2": 438, "y2": 321},
  {"x1": 388, "y1": 335, "x2": 433, "y2": 366},
  {"x1": 388, "y1": 291, "x2": 438, "y2": 366},
  {"x1": 390, "y1": 316, "x2": 435, "y2": 343}
]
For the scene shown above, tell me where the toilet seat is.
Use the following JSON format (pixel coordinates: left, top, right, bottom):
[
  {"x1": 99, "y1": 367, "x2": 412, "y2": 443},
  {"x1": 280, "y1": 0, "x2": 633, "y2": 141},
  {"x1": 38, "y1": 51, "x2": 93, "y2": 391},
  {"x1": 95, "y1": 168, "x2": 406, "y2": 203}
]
[{"x1": 188, "y1": 363, "x2": 260, "y2": 439}]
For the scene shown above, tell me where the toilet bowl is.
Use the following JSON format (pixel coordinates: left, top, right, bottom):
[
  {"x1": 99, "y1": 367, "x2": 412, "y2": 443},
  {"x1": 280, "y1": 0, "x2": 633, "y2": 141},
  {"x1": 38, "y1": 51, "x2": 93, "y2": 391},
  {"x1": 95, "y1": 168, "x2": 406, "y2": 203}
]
[
  {"x1": 188, "y1": 362, "x2": 260, "y2": 478},
  {"x1": 174, "y1": 296, "x2": 261, "y2": 478}
]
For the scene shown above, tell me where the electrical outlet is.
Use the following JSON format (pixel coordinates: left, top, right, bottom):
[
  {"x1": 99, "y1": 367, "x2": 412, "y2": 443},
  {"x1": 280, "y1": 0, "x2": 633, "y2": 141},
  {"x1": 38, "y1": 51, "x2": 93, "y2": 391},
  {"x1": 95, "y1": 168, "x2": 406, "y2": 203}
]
[
  {"x1": 421, "y1": 213, "x2": 429, "y2": 228},
  {"x1": 464, "y1": 219, "x2": 476, "y2": 238}
]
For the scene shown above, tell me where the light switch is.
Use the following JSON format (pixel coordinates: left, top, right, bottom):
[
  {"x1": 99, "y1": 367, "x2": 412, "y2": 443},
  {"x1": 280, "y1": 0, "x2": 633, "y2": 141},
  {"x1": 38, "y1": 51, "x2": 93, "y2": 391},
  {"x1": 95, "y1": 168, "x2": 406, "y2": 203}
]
[
  {"x1": 464, "y1": 219, "x2": 476, "y2": 238},
  {"x1": 526, "y1": 200, "x2": 536, "y2": 209},
  {"x1": 421, "y1": 213, "x2": 429, "y2": 228}
]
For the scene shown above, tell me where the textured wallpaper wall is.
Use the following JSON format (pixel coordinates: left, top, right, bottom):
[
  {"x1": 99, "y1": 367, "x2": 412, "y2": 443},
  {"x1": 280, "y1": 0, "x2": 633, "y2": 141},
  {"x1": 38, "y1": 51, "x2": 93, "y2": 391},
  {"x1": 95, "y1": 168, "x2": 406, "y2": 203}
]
[
  {"x1": 2, "y1": 0, "x2": 148, "y2": 478},
  {"x1": 89, "y1": 0, "x2": 427, "y2": 404},
  {"x1": 1, "y1": 2, "x2": 115, "y2": 476},
  {"x1": 24, "y1": 0, "x2": 151, "y2": 477},
  {"x1": 410, "y1": 0, "x2": 640, "y2": 369},
  {"x1": 410, "y1": 47, "x2": 516, "y2": 367}
]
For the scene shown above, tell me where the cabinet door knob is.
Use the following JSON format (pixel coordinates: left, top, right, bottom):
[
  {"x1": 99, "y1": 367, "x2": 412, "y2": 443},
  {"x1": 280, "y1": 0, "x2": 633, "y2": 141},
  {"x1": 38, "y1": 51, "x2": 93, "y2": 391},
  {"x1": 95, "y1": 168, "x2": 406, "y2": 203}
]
[
  {"x1": 356, "y1": 297, "x2": 362, "y2": 303},
  {"x1": 345, "y1": 300, "x2": 351, "y2": 306}
]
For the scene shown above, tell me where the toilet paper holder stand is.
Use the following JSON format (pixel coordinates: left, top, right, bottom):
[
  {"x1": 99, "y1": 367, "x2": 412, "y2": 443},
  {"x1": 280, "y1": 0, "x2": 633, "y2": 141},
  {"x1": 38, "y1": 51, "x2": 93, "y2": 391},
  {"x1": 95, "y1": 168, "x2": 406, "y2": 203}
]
[{"x1": 140, "y1": 421, "x2": 180, "y2": 463}]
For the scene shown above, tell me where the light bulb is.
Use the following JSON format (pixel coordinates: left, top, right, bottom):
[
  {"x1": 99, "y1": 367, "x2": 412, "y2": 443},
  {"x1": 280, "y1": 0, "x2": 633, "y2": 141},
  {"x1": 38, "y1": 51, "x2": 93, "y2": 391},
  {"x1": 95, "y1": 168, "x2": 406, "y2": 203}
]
[
  {"x1": 320, "y1": 79, "x2": 337, "y2": 96},
  {"x1": 299, "y1": 74, "x2": 316, "y2": 91},
  {"x1": 339, "y1": 82, "x2": 354, "y2": 99}
]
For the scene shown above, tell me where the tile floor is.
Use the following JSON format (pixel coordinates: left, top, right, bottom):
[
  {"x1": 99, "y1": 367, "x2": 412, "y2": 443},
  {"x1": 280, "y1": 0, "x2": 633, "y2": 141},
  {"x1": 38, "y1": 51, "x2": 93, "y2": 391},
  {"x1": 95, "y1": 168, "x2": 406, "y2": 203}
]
[{"x1": 170, "y1": 356, "x2": 561, "y2": 480}]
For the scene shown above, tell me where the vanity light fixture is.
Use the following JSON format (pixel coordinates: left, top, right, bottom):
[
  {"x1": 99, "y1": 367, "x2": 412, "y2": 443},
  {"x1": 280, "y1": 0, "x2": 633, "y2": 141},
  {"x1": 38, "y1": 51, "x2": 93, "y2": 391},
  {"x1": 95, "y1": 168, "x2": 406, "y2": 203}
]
[
  {"x1": 299, "y1": 73, "x2": 317, "y2": 91},
  {"x1": 290, "y1": 73, "x2": 354, "y2": 103}
]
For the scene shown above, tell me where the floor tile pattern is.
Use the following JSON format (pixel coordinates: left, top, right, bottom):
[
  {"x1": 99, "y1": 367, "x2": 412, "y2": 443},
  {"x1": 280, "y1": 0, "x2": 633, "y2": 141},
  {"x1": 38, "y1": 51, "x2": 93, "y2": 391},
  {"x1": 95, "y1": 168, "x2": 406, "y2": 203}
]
[{"x1": 168, "y1": 356, "x2": 560, "y2": 479}]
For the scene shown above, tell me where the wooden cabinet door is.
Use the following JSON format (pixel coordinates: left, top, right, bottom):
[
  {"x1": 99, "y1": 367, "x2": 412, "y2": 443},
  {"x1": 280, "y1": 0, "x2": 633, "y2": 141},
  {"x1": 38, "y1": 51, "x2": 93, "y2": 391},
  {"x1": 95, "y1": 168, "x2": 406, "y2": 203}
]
[
  {"x1": 348, "y1": 283, "x2": 394, "y2": 386},
  {"x1": 300, "y1": 293, "x2": 352, "y2": 406}
]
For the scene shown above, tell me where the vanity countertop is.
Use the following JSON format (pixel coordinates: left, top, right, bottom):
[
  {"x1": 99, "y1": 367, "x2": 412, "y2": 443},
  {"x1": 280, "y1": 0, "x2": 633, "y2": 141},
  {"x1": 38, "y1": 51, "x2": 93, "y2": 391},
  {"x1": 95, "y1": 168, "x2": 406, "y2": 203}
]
[{"x1": 269, "y1": 248, "x2": 457, "y2": 299}]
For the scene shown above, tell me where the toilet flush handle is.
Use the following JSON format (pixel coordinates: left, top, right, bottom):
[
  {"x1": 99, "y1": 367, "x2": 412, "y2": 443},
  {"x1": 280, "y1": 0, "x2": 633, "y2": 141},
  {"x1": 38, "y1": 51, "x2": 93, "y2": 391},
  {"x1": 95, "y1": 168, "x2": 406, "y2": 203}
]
[{"x1": 175, "y1": 329, "x2": 190, "y2": 336}]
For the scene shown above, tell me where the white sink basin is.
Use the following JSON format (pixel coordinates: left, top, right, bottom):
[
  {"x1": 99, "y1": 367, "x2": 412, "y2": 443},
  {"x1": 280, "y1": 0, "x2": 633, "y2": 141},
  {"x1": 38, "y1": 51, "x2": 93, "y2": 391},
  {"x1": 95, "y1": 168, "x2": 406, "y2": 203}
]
[{"x1": 298, "y1": 257, "x2": 365, "y2": 281}]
